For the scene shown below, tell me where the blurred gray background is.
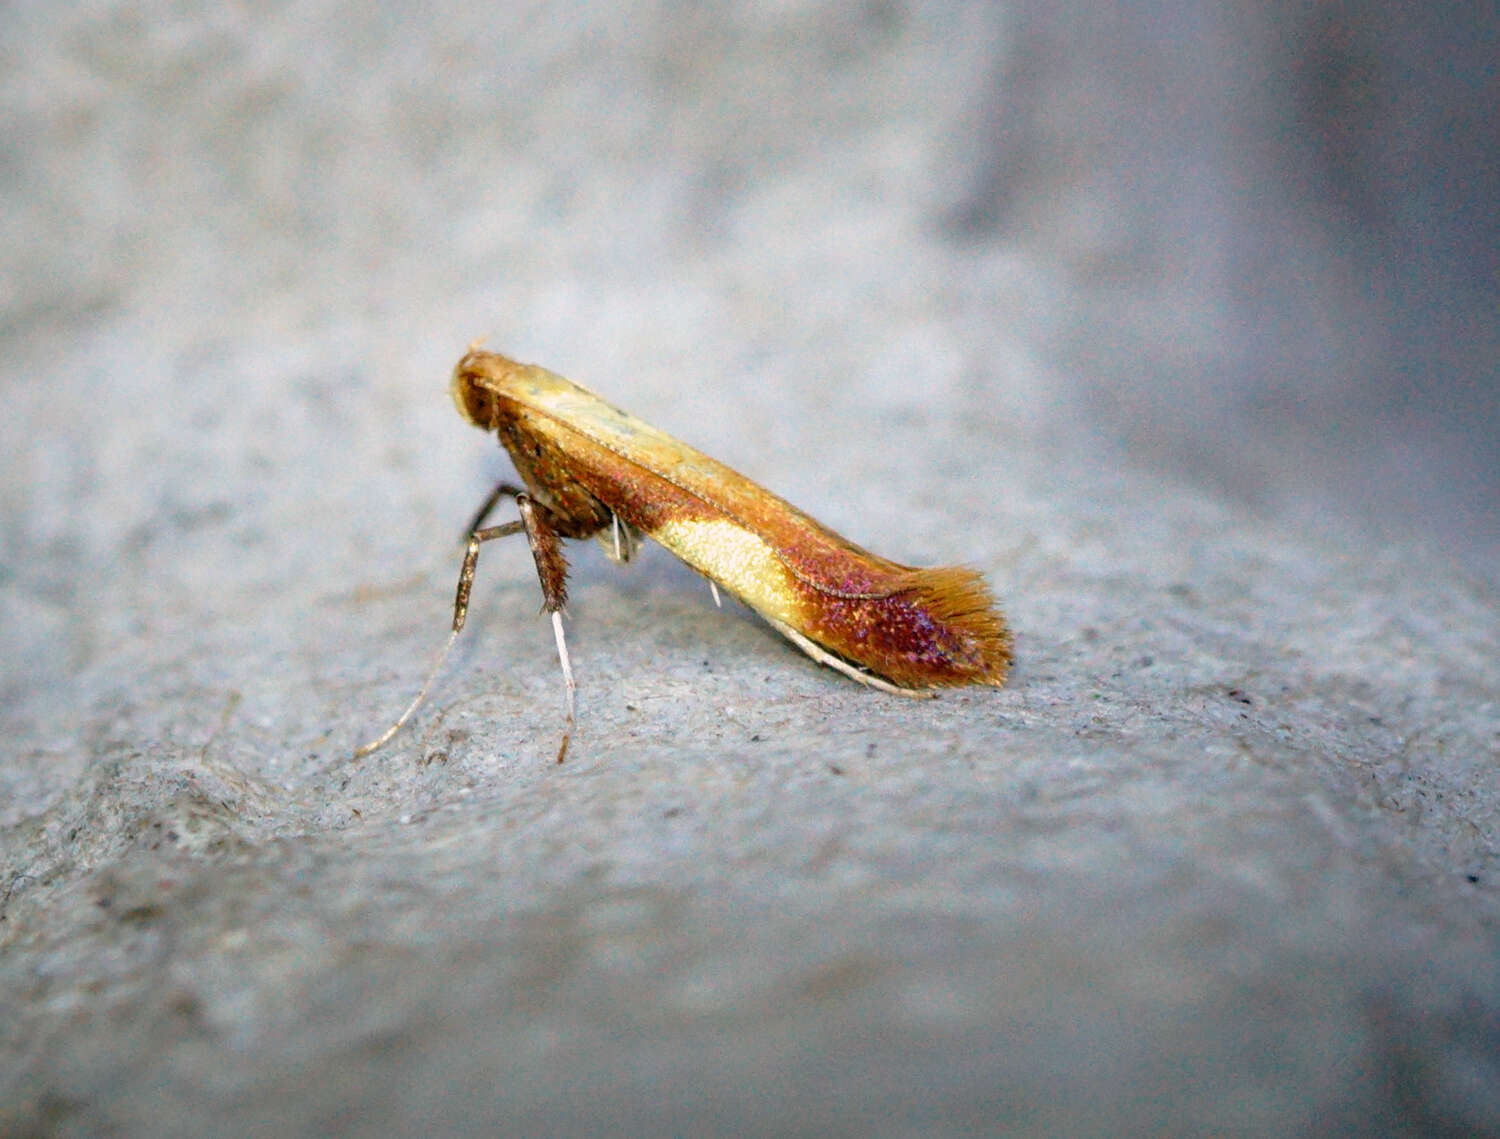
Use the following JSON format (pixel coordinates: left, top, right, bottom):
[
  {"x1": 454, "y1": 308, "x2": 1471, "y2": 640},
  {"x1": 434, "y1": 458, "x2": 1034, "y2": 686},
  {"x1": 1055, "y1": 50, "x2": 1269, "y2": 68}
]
[
  {"x1": 3, "y1": 2, "x2": 1498, "y2": 1134},
  {"x1": 5, "y1": 0, "x2": 1497, "y2": 574},
  {"x1": 969, "y1": 1, "x2": 1500, "y2": 569}
]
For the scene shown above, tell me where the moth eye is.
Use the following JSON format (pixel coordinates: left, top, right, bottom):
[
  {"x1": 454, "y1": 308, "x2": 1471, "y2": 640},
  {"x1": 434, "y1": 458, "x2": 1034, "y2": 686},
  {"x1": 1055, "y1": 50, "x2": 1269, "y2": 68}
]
[{"x1": 450, "y1": 374, "x2": 500, "y2": 427}]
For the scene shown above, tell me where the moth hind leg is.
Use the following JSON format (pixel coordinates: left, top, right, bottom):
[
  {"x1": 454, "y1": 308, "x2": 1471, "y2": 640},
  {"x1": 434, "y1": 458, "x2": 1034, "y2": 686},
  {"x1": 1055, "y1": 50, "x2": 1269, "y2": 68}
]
[
  {"x1": 761, "y1": 617, "x2": 934, "y2": 699},
  {"x1": 595, "y1": 511, "x2": 642, "y2": 565},
  {"x1": 514, "y1": 496, "x2": 576, "y2": 763}
]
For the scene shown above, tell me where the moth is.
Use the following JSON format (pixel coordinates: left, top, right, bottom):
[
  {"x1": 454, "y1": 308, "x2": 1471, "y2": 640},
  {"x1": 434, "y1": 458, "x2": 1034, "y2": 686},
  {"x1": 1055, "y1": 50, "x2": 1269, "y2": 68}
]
[{"x1": 358, "y1": 348, "x2": 1012, "y2": 761}]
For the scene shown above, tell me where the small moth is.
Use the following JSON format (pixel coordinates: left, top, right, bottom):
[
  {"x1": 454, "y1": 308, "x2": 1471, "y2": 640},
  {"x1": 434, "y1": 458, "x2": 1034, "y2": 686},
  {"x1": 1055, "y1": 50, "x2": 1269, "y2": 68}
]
[{"x1": 358, "y1": 348, "x2": 1012, "y2": 761}]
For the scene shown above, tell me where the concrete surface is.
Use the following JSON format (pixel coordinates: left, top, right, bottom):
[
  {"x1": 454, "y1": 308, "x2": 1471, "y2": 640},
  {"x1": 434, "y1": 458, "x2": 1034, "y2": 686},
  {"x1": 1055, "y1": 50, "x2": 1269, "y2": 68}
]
[{"x1": 3, "y1": 3, "x2": 1498, "y2": 1135}]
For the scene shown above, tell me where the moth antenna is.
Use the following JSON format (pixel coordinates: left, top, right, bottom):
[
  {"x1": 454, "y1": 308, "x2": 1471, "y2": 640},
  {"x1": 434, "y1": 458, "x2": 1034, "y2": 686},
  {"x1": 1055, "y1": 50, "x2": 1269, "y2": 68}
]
[
  {"x1": 354, "y1": 627, "x2": 460, "y2": 758},
  {"x1": 551, "y1": 610, "x2": 575, "y2": 763}
]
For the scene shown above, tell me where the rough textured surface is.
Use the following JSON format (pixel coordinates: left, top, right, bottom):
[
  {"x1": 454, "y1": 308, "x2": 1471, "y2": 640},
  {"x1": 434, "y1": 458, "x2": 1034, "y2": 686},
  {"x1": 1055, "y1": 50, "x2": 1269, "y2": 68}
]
[{"x1": 3, "y1": 3, "x2": 1498, "y2": 1135}]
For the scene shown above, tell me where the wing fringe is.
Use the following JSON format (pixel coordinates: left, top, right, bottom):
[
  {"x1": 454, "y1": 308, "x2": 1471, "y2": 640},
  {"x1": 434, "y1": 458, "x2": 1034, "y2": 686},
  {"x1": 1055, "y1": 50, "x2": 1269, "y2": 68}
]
[{"x1": 894, "y1": 565, "x2": 1013, "y2": 685}]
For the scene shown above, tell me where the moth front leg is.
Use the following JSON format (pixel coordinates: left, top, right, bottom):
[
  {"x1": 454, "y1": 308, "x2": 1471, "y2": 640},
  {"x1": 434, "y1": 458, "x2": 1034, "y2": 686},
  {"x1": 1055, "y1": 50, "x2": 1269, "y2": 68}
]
[
  {"x1": 354, "y1": 502, "x2": 528, "y2": 759},
  {"x1": 462, "y1": 480, "x2": 528, "y2": 542},
  {"x1": 459, "y1": 493, "x2": 575, "y2": 763},
  {"x1": 356, "y1": 486, "x2": 580, "y2": 762}
]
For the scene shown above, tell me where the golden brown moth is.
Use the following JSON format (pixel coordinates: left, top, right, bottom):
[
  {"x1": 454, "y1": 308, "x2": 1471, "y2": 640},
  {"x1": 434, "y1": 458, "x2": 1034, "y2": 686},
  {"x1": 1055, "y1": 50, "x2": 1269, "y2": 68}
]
[{"x1": 358, "y1": 348, "x2": 1012, "y2": 761}]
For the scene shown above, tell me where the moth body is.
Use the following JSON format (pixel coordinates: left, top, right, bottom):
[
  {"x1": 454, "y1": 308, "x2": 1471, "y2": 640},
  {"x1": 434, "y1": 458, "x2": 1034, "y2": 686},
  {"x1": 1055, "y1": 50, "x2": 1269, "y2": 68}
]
[
  {"x1": 357, "y1": 348, "x2": 1012, "y2": 761},
  {"x1": 450, "y1": 350, "x2": 1011, "y2": 691}
]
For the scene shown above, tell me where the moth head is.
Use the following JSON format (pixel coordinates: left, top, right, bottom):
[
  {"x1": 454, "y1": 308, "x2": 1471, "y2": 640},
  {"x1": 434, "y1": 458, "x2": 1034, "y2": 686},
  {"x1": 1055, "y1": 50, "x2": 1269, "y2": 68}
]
[{"x1": 450, "y1": 350, "x2": 503, "y2": 428}]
